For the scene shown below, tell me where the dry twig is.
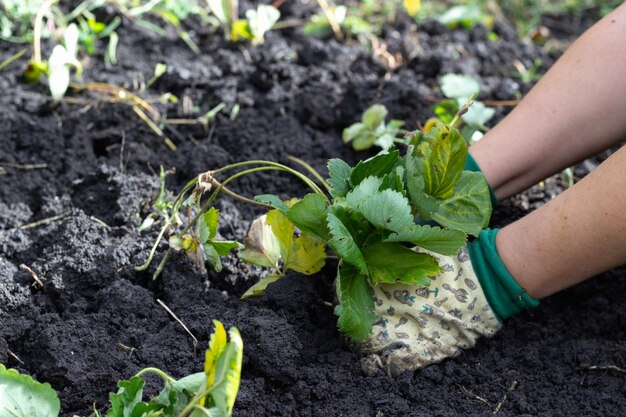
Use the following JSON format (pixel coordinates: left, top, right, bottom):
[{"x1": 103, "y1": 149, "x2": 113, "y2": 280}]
[{"x1": 156, "y1": 299, "x2": 198, "y2": 351}]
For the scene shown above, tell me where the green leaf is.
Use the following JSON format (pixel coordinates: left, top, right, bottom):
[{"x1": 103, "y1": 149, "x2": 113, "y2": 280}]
[
  {"x1": 327, "y1": 211, "x2": 368, "y2": 275},
  {"x1": 351, "y1": 131, "x2": 378, "y2": 151},
  {"x1": 431, "y1": 171, "x2": 492, "y2": 236},
  {"x1": 361, "y1": 104, "x2": 387, "y2": 129},
  {"x1": 355, "y1": 189, "x2": 414, "y2": 233},
  {"x1": 199, "y1": 207, "x2": 220, "y2": 242},
  {"x1": 379, "y1": 166, "x2": 405, "y2": 195},
  {"x1": 432, "y1": 100, "x2": 458, "y2": 124},
  {"x1": 439, "y1": 73, "x2": 480, "y2": 100},
  {"x1": 413, "y1": 122, "x2": 467, "y2": 199},
  {"x1": 346, "y1": 176, "x2": 384, "y2": 208},
  {"x1": 0, "y1": 364, "x2": 60, "y2": 417},
  {"x1": 107, "y1": 377, "x2": 148, "y2": 417},
  {"x1": 405, "y1": 152, "x2": 439, "y2": 220},
  {"x1": 327, "y1": 158, "x2": 352, "y2": 198},
  {"x1": 342, "y1": 122, "x2": 368, "y2": 143},
  {"x1": 362, "y1": 242, "x2": 440, "y2": 286},
  {"x1": 203, "y1": 243, "x2": 223, "y2": 272},
  {"x1": 286, "y1": 193, "x2": 330, "y2": 241},
  {"x1": 384, "y1": 225, "x2": 467, "y2": 255},
  {"x1": 241, "y1": 273, "x2": 282, "y2": 299},
  {"x1": 349, "y1": 149, "x2": 400, "y2": 187},
  {"x1": 334, "y1": 263, "x2": 375, "y2": 341},
  {"x1": 254, "y1": 194, "x2": 288, "y2": 212},
  {"x1": 211, "y1": 240, "x2": 241, "y2": 256}
]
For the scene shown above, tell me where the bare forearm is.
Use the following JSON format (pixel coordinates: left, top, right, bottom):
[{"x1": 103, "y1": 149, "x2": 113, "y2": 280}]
[
  {"x1": 470, "y1": 3, "x2": 626, "y2": 199},
  {"x1": 496, "y1": 144, "x2": 626, "y2": 299}
]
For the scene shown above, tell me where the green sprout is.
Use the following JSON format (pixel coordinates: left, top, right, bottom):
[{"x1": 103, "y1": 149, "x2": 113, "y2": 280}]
[{"x1": 342, "y1": 104, "x2": 404, "y2": 151}]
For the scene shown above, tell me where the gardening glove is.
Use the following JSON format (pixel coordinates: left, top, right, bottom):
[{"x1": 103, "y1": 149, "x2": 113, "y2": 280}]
[{"x1": 360, "y1": 228, "x2": 539, "y2": 376}]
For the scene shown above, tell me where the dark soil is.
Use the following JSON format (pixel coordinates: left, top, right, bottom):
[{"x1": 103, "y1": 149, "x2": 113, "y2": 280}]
[{"x1": 1, "y1": 4, "x2": 625, "y2": 417}]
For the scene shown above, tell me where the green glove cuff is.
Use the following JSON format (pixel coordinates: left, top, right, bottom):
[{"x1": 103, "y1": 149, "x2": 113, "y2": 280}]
[
  {"x1": 468, "y1": 228, "x2": 539, "y2": 321},
  {"x1": 465, "y1": 153, "x2": 498, "y2": 207}
]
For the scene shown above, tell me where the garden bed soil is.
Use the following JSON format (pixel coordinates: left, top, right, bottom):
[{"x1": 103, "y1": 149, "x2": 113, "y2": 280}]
[{"x1": 1, "y1": 5, "x2": 625, "y2": 416}]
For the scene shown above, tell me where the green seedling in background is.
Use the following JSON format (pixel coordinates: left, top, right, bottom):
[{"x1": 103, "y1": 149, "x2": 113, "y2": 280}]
[
  {"x1": 437, "y1": 4, "x2": 494, "y2": 30},
  {"x1": 231, "y1": 4, "x2": 281, "y2": 45},
  {"x1": 25, "y1": 21, "x2": 83, "y2": 100},
  {"x1": 432, "y1": 73, "x2": 495, "y2": 143},
  {"x1": 1, "y1": 320, "x2": 244, "y2": 417},
  {"x1": 206, "y1": 0, "x2": 238, "y2": 40},
  {"x1": 342, "y1": 104, "x2": 404, "y2": 151},
  {"x1": 303, "y1": 5, "x2": 373, "y2": 40}
]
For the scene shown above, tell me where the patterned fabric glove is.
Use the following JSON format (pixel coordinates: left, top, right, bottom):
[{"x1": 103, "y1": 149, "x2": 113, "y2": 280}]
[{"x1": 360, "y1": 229, "x2": 539, "y2": 376}]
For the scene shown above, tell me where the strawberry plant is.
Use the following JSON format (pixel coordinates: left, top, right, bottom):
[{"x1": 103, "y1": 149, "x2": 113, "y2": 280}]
[
  {"x1": 137, "y1": 108, "x2": 491, "y2": 341},
  {"x1": 0, "y1": 320, "x2": 243, "y2": 417}
]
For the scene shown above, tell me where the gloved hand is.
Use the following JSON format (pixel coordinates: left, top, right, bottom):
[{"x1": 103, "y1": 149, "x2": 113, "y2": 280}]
[{"x1": 360, "y1": 228, "x2": 539, "y2": 376}]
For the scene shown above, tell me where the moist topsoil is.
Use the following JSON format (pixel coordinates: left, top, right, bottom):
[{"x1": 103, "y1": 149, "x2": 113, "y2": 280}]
[{"x1": 1, "y1": 4, "x2": 625, "y2": 417}]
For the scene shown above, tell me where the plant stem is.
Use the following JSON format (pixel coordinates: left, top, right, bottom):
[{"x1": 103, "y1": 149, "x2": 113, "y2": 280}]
[
  {"x1": 449, "y1": 92, "x2": 478, "y2": 128},
  {"x1": 134, "y1": 367, "x2": 175, "y2": 384},
  {"x1": 0, "y1": 48, "x2": 27, "y2": 71},
  {"x1": 212, "y1": 160, "x2": 326, "y2": 196},
  {"x1": 287, "y1": 155, "x2": 331, "y2": 192},
  {"x1": 33, "y1": 0, "x2": 58, "y2": 64}
]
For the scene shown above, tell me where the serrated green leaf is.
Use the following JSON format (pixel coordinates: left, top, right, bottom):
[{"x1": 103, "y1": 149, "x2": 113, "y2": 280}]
[
  {"x1": 362, "y1": 104, "x2": 387, "y2": 129},
  {"x1": 349, "y1": 149, "x2": 400, "y2": 186},
  {"x1": 327, "y1": 158, "x2": 352, "y2": 198},
  {"x1": 241, "y1": 273, "x2": 282, "y2": 299},
  {"x1": 431, "y1": 171, "x2": 491, "y2": 236},
  {"x1": 0, "y1": 364, "x2": 60, "y2": 417},
  {"x1": 327, "y1": 212, "x2": 368, "y2": 275},
  {"x1": 107, "y1": 376, "x2": 148, "y2": 417},
  {"x1": 362, "y1": 242, "x2": 440, "y2": 286},
  {"x1": 414, "y1": 122, "x2": 467, "y2": 199},
  {"x1": 379, "y1": 166, "x2": 405, "y2": 195},
  {"x1": 334, "y1": 263, "x2": 375, "y2": 341},
  {"x1": 440, "y1": 73, "x2": 480, "y2": 100},
  {"x1": 356, "y1": 189, "x2": 414, "y2": 233},
  {"x1": 384, "y1": 225, "x2": 467, "y2": 255},
  {"x1": 286, "y1": 193, "x2": 329, "y2": 241},
  {"x1": 345, "y1": 176, "x2": 383, "y2": 207},
  {"x1": 254, "y1": 194, "x2": 288, "y2": 212}
]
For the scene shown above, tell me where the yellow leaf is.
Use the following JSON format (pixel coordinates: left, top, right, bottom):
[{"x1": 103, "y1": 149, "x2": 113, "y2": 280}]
[
  {"x1": 287, "y1": 234, "x2": 326, "y2": 275},
  {"x1": 403, "y1": 0, "x2": 421, "y2": 16},
  {"x1": 265, "y1": 209, "x2": 295, "y2": 265},
  {"x1": 203, "y1": 320, "x2": 227, "y2": 392},
  {"x1": 231, "y1": 19, "x2": 252, "y2": 41},
  {"x1": 239, "y1": 214, "x2": 282, "y2": 268},
  {"x1": 423, "y1": 117, "x2": 439, "y2": 133},
  {"x1": 241, "y1": 273, "x2": 282, "y2": 299}
]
